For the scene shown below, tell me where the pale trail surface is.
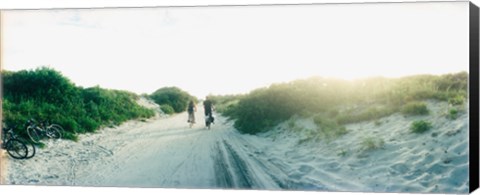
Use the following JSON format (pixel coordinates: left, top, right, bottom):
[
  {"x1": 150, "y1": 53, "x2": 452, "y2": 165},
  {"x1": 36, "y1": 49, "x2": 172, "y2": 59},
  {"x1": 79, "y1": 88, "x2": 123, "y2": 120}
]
[
  {"x1": 3, "y1": 106, "x2": 289, "y2": 190},
  {"x1": 2, "y1": 100, "x2": 470, "y2": 193}
]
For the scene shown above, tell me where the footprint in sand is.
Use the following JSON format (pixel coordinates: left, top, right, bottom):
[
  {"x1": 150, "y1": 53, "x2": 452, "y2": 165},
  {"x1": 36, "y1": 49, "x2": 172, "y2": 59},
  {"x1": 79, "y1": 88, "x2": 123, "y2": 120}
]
[
  {"x1": 323, "y1": 162, "x2": 340, "y2": 172},
  {"x1": 28, "y1": 179, "x2": 40, "y2": 184},
  {"x1": 389, "y1": 163, "x2": 409, "y2": 175},
  {"x1": 297, "y1": 155, "x2": 316, "y2": 162},
  {"x1": 426, "y1": 163, "x2": 448, "y2": 175},
  {"x1": 447, "y1": 164, "x2": 468, "y2": 186},
  {"x1": 44, "y1": 175, "x2": 60, "y2": 180},
  {"x1": 417, "y1": 154, "x2": 435, "y2": 165},
  {"x1": 287, "y1": 165, "x2": 315, "y2": 180},
  {"x1": 298, "y1": 164, "x2": 314, "y2": 174},
  {"x1": 403, "y1": 169, "x2": 424, "y2": 180},
  {"x1": 288, "y1": 172, "x2": 305, "y2": 180}
]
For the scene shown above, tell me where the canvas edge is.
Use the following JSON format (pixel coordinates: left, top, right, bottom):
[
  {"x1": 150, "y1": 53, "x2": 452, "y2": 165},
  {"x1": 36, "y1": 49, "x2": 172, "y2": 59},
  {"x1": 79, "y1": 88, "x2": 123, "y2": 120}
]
[
  {"x1": 0, "y1": 2, "x2": 476, "y2": 194},
  {"x1": 0, "y1": 10, "x2": 5, "y2": 186},
  {"x1": 0, "y1": 1, "x2": 469, "y2": 11},
  {"x1": 470, "y1": 1, "x2": 480, "y2": 194}
]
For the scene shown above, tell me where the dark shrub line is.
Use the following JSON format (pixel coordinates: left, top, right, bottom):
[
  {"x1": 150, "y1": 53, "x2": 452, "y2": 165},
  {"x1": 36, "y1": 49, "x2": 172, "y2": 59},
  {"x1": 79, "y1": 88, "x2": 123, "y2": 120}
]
[{"x1": 2, "y1": 67, "x2": 155, "y2": 141}]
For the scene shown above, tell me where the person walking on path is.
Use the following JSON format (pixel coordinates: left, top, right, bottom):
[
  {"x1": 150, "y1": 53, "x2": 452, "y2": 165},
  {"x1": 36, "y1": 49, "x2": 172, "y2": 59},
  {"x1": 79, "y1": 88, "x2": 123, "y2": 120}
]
[{"x1": 187, "y1": 100, "x2": 197, "y2": 128}]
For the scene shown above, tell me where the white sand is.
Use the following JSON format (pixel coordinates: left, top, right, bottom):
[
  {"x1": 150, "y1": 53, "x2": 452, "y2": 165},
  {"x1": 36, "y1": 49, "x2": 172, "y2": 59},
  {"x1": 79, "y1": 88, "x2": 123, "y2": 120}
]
[
  {"x1": 1, "y1": 100, "x2": 470, "y2": 193},
  {"x1": 253, "y1": 100, "x2": 470, "y2": 193},
  {"x1": 2, "y1": 100, "x2": 281, "y2": 189}
]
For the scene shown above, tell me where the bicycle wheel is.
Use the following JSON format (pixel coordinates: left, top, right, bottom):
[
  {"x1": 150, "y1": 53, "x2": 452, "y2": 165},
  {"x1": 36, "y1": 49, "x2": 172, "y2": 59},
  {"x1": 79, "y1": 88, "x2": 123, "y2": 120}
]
[
  {"x1": 5, "y1": 139, "x2": 28, "y2": 159},
  {"x1": 27, "y1": 126, "x2": 42, "y2": 143},
  {"x1": 25, "y1": 141, "x2": 36, "y2": 159},
  {"x1": 46, "y1": 125, "x2": 62, "y2": 139},
  {"x1": 51, "y1": 124, "x2": 68, "y2": 135},
  {"x1": 205, "y1": 119, "x2": 211, "y2": 129}
]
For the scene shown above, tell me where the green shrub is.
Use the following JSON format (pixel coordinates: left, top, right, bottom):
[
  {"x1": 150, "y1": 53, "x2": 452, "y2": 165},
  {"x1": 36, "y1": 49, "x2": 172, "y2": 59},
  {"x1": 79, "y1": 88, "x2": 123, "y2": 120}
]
[
  {"x1": 58, "y1": 118, "x2": 80, "y2": 133},
  {"x1": 62, "y1": 132, "x2": 79, "y2": 142},
  {"x1": 434, "y1": 72, "x2": 468, "y2": 92},
  {"x1": 447, "y1": 108, "x2": 459, "y2": 120},
  {"x1": 401, "y1": 102, "x2": 429, "y2": 116},
  {"x1": 2, "y1": 67, "x2": 155, "y2": 142},
  {"x1": 361, "y1": 137, "x2": 385, "y2": 151},
  {"x1": 209, "y1": 94, "x2": 242, "y2": 119},
  {"x1": 207, "y1": 95, "x2": 244, "y2": 120},
  {"x1": 160, "y1": 104, "x2": 175, "y2": 114},
  {"x1": 337, "y1": 106, "x2": 396, "y2": 124},
  {"x1": 313, "y1": 115, "x2": 347, "y2": 139},
  {"x1": 78, "y1": 117, "x2": 100, "y2": 133},
  {"x1": 410, "y1": 120, "x2": 432, "y2": 133},
  {"x1": 150, "y1": 87, "x2": 196, "y2": 113},
  {"x1": 337, "y1": 149, "x2": 348, "y2": 157},
  {"x1": 2, "y1": 67, "x2": 79, "y2": 105},
  {"x1": 448, "y1": 95, "x2": 465, "y2": 106}
]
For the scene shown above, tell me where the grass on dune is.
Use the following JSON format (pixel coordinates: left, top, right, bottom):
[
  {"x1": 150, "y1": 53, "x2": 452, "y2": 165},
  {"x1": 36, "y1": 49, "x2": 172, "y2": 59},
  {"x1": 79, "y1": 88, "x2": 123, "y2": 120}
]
[{"x1": 211, "y1": 72, "x2": 467, "y2": 138}]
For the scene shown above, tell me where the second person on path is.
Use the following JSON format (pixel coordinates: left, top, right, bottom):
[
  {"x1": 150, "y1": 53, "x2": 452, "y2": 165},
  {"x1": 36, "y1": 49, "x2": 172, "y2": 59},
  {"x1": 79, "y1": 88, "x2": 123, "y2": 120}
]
[{"x1": 187, "y1": 100, "x2": 197, "y2": 128}]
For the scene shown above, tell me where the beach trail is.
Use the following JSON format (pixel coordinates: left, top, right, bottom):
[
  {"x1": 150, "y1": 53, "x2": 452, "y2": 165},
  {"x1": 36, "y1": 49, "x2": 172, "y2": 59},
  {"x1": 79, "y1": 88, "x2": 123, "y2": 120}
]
[{"x1": 2, "y1": 106, "x2": 285, "y2": 189}]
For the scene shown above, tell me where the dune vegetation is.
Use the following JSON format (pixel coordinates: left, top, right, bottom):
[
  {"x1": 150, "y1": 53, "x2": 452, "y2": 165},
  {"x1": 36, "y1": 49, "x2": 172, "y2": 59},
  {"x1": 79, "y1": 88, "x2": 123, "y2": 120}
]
[
  {"x1": 2, "y1": 67, "x2": 155, "y2": 141},
  {"x1": 211, "y1": 72, "x2": 468, "y2": 135},
  {"x1": 2, "y1": 66, "x2": 468, "y2": 143},
  {"x1": 149, "y1": 87, "x2": 198, "y2": 114}
]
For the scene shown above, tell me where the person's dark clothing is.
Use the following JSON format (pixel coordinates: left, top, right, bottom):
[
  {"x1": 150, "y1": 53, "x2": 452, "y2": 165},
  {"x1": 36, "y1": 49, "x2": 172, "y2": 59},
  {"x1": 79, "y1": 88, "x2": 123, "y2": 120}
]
[
  {"x1": 187, "y1": 101, "x2": 196, "y2": 123},
  {"x1": 188, "y1": 102, "x2": 195, "y2": 113},
  {"x1": 203, "y1": 100, "x2": 213, "y2": 116}
]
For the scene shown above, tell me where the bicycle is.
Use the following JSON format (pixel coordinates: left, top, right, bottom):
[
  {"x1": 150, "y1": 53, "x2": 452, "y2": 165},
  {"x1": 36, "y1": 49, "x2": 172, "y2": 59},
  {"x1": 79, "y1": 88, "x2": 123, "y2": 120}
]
[
  {"x1": 26, "y1": 119, "x2": 62, "y2": 143},
  {"x1": 1, "y1": 126, "x2": 32, "y2": 159},
  {"x1": 205, "y1": 113, "x2": 215, "y2": 130},
  {"x1": 5, "y1": 125, "x2": 36, "y2": 159}
]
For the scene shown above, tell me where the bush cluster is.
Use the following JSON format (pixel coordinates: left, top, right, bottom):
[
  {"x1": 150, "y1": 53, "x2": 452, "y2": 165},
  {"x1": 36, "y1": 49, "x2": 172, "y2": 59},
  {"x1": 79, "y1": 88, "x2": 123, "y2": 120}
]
[
  {"x1": 448, "y1": 95, "x2": 465, "y2": 106},
  {"x1": 410, "y1": 120, "x2": 433, "y2": 133},
  {"x1": 2, "y1": 67, "x2": 155, "y2": 140},
  {"x1": 361, "y1": 137, "x2": 385, "y2": 151},
  {"x1": 160, "y1": 104, "x2": 175, "y2": 114},
  {"x1": 206, "y1": 94, "x2": 244, "y2": 118},
  {"x1": 401, "y1": 102, "x2": 429, "y2": 116},
  {"x1": 447, "y1": 108, "x2": 459, "y2": 120},
  {"x1": 149, "y1": 87, "x2": 197, "y2": 114}
]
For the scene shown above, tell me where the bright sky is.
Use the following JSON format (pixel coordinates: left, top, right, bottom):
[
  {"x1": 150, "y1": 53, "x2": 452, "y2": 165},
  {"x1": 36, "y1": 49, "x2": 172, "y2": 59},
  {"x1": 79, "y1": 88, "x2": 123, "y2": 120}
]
[{"x1": 1, "y1": 2, "x2": 469, "y2": 98}]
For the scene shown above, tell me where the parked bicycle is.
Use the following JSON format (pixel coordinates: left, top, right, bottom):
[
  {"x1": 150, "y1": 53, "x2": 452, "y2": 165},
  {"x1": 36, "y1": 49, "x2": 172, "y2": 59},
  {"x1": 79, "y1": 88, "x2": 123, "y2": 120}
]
[
  {"x1": 1, "y1": 126, "x2": 35, "y2": 159},
  {"x1": 26, "y1": 119, "x2": 63, "y2": 143}
]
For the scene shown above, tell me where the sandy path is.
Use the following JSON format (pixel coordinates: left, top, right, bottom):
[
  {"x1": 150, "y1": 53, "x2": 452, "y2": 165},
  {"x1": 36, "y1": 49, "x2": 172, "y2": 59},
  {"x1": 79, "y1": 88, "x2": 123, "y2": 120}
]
[
  {"x1": 3, "y1": 107, "x2": 283, "y2": 189},
  {"x1": 73, "y1": 110, "x2": 219, "y2": 188}
]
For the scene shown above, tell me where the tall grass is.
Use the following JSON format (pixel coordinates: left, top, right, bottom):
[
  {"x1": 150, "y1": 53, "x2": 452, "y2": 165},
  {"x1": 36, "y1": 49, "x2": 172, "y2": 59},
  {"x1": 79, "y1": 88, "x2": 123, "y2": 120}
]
[
  {"x1": 213, "y1": 72, "x2": 467, "y2": 135},
  {"x1": 313, "y1": 115, "x2": 347, "y2": 139},
  {"x1": 336, "y1": 106, "x2": 397, "y2": 124},
  {"x1": 360, "y1": 136, "x2": 385, "y2": 151},
  {"x1": 401, "y1": 102, "x2": 429, "y2": 116}
]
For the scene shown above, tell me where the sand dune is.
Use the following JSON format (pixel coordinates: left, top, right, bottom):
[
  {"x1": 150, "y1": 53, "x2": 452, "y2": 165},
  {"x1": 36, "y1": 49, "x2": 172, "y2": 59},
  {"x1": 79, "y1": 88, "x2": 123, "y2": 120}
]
[{"x1": 252, "y1": 100, "x2": 469, "y2": 193}]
